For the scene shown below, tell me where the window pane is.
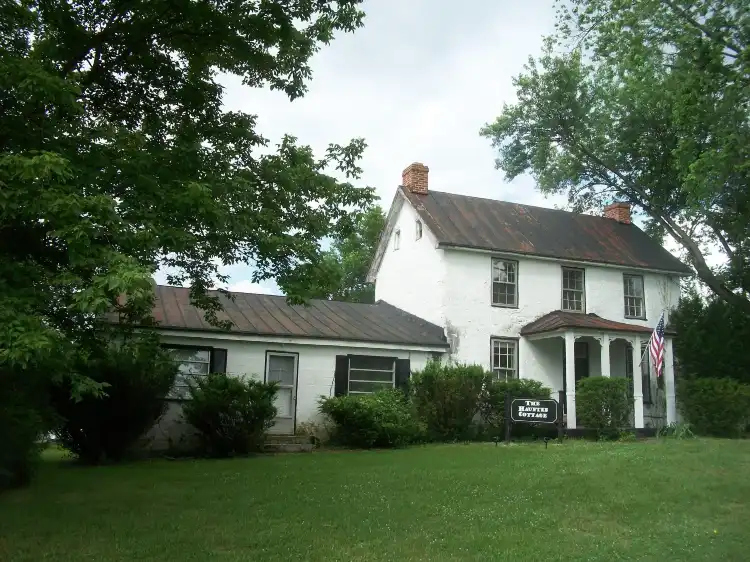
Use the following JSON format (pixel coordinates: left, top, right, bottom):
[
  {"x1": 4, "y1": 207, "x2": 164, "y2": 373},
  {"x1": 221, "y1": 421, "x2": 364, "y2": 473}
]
[
  {"x1": 349, "y1": 380, "x2": 393, "y2": 393},
  {"x1": 275, "y1": 387, "x2": 293, "y2": 417},
  {"x1": 268, "y1": 355, "x2": 295, "y2": 385},
  {"x1": 492, "y1": 260, "x2": 516, "y2": 283},
  {"x1": 493, "y1": 282, "x2": 516, "y2": 306},
  {"x1": 177, "y1": 361, "x2": 210, "y2": 375},
  {"x1": 349, "y1": 369, "x2": 393, "y2": 382},
  {"x1": 349, "y1": 356, "x2": 394, "y2": 371},
  {"x1": 491, "y1": 340, "x2": 516, "y2": 377},
  {"x1": 169, "y1": 348, "x2": 210, "y2": 363}
]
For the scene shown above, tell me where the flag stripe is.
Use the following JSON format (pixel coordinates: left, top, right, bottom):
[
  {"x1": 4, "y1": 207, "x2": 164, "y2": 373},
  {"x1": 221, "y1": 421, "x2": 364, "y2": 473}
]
[{"x1": 649, "y1": 312, "x2": 666, "y2": 377}]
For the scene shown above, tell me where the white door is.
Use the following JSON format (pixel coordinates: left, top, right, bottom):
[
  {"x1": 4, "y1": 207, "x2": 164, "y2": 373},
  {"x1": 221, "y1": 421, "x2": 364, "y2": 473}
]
[{"x1": 266, "y1": 352, "x2": 298, "y2": 434}]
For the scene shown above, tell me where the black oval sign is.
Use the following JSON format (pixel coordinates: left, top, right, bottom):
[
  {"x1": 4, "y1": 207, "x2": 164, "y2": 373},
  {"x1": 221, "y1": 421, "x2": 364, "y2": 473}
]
[{"x1": 511, "y1": 398, "x2": 558, "y2": 424}]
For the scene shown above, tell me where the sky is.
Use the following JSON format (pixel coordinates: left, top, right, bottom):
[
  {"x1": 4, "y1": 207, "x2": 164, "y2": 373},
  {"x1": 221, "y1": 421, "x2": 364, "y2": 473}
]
[{"x1": 158, "y1": 0, "x2": 573, "y2": 294}]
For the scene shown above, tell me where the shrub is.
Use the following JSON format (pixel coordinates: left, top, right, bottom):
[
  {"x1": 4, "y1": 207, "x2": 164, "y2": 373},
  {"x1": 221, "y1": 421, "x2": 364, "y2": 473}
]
[
  {"x1": 53, "y1": 336, "x2": 178, "y2": 464},
  {"x1": 0, "y1": 365, "x2": 52, "y2": 490},
  {"x1": 677, "y1": 377, "x2": 750, "y2": 437},
  {"x1": 657, "y1": 422, "x2": 695, "y2": 440},
  {"x1": 410, "y1": 362, "x2": 487, "y2": 441},
  {"x1": 576, "y1": 377, "x2": 632, "y2": 439},
  {"x1": 478, "y1": 378, "x2": 553, "y2": 437},
  {"x1": 319, "y1": 390, "x2": 424, "y2": 448},
  {"x1": 182, "y1": 374, "x2": 278, "y2": 457}
]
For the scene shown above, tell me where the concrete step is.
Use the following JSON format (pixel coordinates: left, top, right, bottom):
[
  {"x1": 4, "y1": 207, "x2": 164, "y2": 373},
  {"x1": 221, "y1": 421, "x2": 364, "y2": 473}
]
[{"x1": 263, "y1": 434, "x2": 314, "y2": 453}]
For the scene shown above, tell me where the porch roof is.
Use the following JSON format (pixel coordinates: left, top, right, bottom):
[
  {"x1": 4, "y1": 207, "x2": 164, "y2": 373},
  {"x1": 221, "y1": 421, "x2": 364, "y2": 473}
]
[{"x1": 520, "y1": 310, "x2": 674, "y2": 337}]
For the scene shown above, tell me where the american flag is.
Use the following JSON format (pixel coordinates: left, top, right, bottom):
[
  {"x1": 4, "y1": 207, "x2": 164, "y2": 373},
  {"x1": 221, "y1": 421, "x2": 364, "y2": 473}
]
[{"x1": 649, "y1": 311, "x2": 665, "y2": 377}]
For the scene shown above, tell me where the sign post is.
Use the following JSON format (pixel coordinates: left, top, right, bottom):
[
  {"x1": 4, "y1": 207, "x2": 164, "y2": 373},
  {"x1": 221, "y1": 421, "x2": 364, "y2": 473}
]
[{"x1": 504, "y1": 393, "x2": 561, "y2": 444}]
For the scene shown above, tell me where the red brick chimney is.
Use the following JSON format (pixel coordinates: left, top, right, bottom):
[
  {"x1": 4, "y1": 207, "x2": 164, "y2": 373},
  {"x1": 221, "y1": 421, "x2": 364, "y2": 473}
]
[
  {"x1": 402, "y1": 162, "x2": 429, "y2": 194},
  {"x1": 603, "y1": 202, "x2": 631, "y2": 224}
]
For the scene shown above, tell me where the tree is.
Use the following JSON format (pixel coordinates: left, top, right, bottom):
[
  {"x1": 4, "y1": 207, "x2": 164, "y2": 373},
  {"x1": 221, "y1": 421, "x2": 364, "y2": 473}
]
[
  {"x1": 0, "y1": 0, "x2": 372, "y2": 374},
  {"x1": 312, "y1": 204, "x2": 385, "y2": 303},
  {"x1": 481, "y1": 0, "x2": 750, "y2": 313}
]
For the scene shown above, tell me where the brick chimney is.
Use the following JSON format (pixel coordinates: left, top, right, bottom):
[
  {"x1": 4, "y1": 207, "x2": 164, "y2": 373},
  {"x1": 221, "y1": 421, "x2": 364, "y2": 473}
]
[
  {"x1": 603, "y1": 202, "x2": 631, "y2": 224},
  {"x1": 402, "y1": 162, "x2": 429, "y2": 194}
]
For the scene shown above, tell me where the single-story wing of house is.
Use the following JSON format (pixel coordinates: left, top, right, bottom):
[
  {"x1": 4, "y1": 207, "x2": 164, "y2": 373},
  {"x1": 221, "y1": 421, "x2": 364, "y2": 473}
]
[{"x1": 141, "y1": 285, "x2": 448, "y2": 448}]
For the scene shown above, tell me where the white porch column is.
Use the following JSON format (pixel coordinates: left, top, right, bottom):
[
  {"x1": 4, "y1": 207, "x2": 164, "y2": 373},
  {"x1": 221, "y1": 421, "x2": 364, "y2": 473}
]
[
  {"x1": 565, "y1": 331, "x2": 576, "y2": 429},
  {"x1": 600, "y1": 334, "x2": 611, "y2": 377},
  {"x1": 631, "y1": 335, "x2": 644, "y2": 429},
  {"x1": 664, "y1": 337, "x2": 677, "y2": 424}
]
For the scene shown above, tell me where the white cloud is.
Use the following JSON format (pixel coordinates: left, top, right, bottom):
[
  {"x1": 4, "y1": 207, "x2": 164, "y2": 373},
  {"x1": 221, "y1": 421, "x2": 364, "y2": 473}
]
[{"x1": 226, "y1": 279, "x2": 282, "y2": 296}]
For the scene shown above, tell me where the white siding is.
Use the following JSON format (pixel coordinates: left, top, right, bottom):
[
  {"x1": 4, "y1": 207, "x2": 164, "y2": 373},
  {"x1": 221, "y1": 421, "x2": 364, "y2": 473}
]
[
  {"x1": 149, "y1": 334, "x2": 435, "y2": 448},
  {"x1": 374, "y1": 199, "x2": 446, "y2": 327}
]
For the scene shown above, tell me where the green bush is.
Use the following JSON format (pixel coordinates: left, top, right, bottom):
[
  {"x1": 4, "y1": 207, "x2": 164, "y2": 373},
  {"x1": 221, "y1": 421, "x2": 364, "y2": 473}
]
[
  {"x1": 182, "y1": 374, "x2": 278, "y2": 457},
  {"x1": 576, "y1": 377, "x2": 632, "y2": 439},
  {"x1": 0, "y1": 365, "x2": 52, "y2": 490},
  {"x1": 677, "y1": 377, "x2": 750, "y2": 437},
  {"x1": 53, "y1": 336, "x2": 178, "y2": 464},
  {"x1": 410, "y1": 362, "x2": 487, "y2": 441},
  {"x1": 319, "y1": 390, "x2": 424, "y2": 448},
  {"x1": 657, "y1": 422, "x2": 695, "y2": 440},
  {"x1": 478, "y1": 378, "x2": 553, "y2": 437}
]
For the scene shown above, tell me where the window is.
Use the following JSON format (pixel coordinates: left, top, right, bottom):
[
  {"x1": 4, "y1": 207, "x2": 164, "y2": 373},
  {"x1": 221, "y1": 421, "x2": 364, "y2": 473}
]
[
  {"x1": 166, "y1": 347, "x2": 211, "y2": 398},
  {"x1": 625, "y1": 342, "x2": 652, "y2": 404},
  {"x1": 562, "y1": 267, "x2": 585, "y2": 312},
  {"x1": 492, "y1": 259, "x2": 518, "y2": 307},
  {"x1": 623, "y1": 274, "x2": 646, "y2": 319},
  {"x1": 415, "y1": 220, "x2": 422, "y2": 240},
  {"x1": 348, "y1": 355, "x2": 395, "y2": 394},
  {"x1": 491, "y1": 339, "x2": 517, "y2": 380},
  {"x1": 266, "y1": 352, "x2": 297, "y2": 417},
  {"x1": 394, "y1": 229, "x2": 400, "y2": 250}
]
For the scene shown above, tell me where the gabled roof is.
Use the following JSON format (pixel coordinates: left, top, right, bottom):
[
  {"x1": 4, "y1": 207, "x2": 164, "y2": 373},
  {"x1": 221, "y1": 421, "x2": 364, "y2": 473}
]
[
  {"x1": 132, "y1": 285, "x2": 448, "y2": 348},
  {"x1": 521, "y1": 310, "x2": 676, "y2": 336},
  {"x1": 400, "y1": 188, "x2": 691, "y2": 274}
]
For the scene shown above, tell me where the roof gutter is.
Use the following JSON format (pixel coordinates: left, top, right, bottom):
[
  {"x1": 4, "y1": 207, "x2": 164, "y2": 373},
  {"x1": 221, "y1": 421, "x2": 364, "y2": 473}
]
[{"x1": 437, "y1": 244, "x2": 692, "y2": 277}]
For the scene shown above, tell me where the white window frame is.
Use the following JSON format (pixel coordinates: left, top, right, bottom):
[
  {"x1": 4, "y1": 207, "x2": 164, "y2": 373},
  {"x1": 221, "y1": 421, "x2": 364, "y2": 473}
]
[
  {"x1": 491, "y1": 258, "x2": 518, "y2": 308},
  {"x1": 165, "y1": 346, "x2": 211, "y2": 399},
  {"x1": 491, "y1": 338, "x2": 518, "y2": 381},
  {"x1": 348, "y1": 356, "x2": 396, "y2": 395},
  {"x1": 265, "y1": 351, "x2": 298, "y2": 419},
  {"x1": 394, "y1": 228, "x2": 401, "y2": 250},
  {"x1": 415, "y1": 220, "x2": 422, "y2": 240},
  {"x1": 561, "y1": 267, "x2": 585, "y2": 313},
  {"x1": 623, "y1": 274, "x2": 646, "y2": 319}
]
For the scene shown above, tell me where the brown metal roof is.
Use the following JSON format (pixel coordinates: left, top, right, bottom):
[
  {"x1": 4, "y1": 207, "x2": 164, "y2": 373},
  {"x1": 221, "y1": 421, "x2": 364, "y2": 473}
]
[
  {"x1": 521, "y1": 311, "x2": 675, "y2": 336},
  {"x1": 402, "y1": 188, "x2": 691, "y2": 274},
  {"x1": 138, "y1": 285, "x2": 448, "y2": 347}
]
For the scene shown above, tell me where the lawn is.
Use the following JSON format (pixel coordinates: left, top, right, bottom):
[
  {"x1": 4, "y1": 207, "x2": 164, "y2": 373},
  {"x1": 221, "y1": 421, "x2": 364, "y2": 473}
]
[{"x1": 1, "y1": 440, "x2": 750, "y2": 561}]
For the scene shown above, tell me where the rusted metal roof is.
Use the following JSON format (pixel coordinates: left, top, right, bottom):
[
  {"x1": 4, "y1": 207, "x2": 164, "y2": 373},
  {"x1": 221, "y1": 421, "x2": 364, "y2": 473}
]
[
  {"x1": 402, "y1": 188, "x2": 691, "y2": 274},
  {"x1": 521, "y1": 310, "x2": 675, "y2": 336},
  {"x1": 139, "y1": 285, "x2": 448, "y2": 347}
]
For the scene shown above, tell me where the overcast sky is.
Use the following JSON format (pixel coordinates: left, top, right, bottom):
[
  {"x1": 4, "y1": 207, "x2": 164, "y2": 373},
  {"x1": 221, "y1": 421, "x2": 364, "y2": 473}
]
[{"x1": 157, "y1": 1, "x2": 567, "y2": 294}]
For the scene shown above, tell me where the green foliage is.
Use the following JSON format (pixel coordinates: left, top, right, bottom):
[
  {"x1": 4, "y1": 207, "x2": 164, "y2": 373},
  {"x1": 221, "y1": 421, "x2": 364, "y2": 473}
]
[
  {"x1": 52, "y1": 336, "x2": 178, "y2": 464},
  {"x1": 576, "y1": 377, "x2": 632, "y2": 439},
  {"x1": 0, "y1": 365, "x2": 53, "y2": 491},
  {"x1": 410, "y1": 362, "x2": 487, "y2": 441},
  {"x1": 478, "y1": 378, "x2": 553, "y2": 436},
  {"x1": 671, "y1": 293, "x2": 750, "y2": 384},
  {"x1": 312, "y1": 204, "x2": 386, "y2": 303},
  {"x1": 657, "y1": 422, "x2": 695, "y2": 440},
  {"x1": 481, "y1": 0, "x2": 750, "y2": 310},
  {"x1": 677, "y1": 377, "x2": 750, "y2": 437},
  {"x1": 319, "y1": 390, "x2": 424, "y2": 448},
  {"x1": 0, "y1": 1, "x2": 371, "y2": 460},
  {"x1": 182, "y1": 374, "x2": 278, "y2": 457}
]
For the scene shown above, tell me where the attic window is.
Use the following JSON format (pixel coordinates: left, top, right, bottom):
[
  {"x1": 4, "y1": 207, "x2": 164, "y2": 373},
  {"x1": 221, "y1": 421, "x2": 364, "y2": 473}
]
[
  {"x1": 415, "y1": 220, "x2": 422, "y2": 240},
  {"x1": 394, "y1": 229, "x2": 401, "y2": 250}
]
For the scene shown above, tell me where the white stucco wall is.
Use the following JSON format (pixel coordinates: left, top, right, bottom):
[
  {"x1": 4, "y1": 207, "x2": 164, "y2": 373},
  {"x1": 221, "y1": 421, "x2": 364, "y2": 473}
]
[
  {"x1": 440, "y1": 248, "x2": 680, "y2": 374},
  {"x1": 374, "y1": 198, "x2": 446, "y2": 327},
  {"x1": 148, "y1": 333, "x2": 437, "y2": 447}
]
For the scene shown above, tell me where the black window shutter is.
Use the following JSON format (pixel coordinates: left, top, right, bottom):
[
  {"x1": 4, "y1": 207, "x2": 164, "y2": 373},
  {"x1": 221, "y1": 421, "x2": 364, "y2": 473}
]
[
  {"x1": 395, "y1": 359, "x2": 411, "y2": 392},
  {"x1": 334, "y1": 355, "x2": 349, "y2": 396},
  {"x1": 210, "y1": 348, "x2": 228, "y2": 373}
]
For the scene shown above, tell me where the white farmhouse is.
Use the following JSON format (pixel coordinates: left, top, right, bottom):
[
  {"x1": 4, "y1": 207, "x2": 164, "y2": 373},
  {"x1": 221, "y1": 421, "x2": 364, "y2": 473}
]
[
  {"x1": 368, "y1": 163, "x2": 691, "y2": 430},
  {"x1": 136, "y1": 161, "x2": 689, "y2": 445}
]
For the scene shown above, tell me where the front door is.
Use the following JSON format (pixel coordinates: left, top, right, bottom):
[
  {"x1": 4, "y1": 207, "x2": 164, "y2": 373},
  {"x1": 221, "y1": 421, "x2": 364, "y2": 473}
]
[
  {"x1": 265, "y1": 352, "x2": 298, "y2": 434},
  {"x1": 563, "y1": 341, "x2": 590, "y2": 399}
]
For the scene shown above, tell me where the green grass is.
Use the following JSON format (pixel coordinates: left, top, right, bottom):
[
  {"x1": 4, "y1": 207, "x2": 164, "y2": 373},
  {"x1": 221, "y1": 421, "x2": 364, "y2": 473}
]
[{"x1": 2, "y1": 440, "x2": 750, "y2": 561}]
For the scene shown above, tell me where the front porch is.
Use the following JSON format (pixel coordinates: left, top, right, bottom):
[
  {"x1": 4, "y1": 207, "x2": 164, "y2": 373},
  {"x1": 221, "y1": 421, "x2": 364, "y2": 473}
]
[{"x1": 521, "y1": 311, "x2": 676, "y2": 429}]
